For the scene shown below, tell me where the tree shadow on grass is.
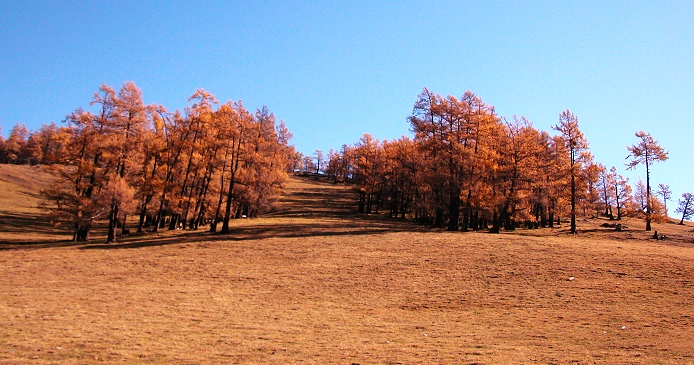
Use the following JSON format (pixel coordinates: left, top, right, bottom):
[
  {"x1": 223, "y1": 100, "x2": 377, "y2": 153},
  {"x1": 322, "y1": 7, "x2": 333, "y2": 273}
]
[
  {"x1": 0, "y1": 175, "x2": 429, "y2": 251},
  {"x1": 79, "y1": 217, "x2": 424, "y2": 250},
  {"x1": 0, "y1": 211, "x2": 79, "y2": 250}
]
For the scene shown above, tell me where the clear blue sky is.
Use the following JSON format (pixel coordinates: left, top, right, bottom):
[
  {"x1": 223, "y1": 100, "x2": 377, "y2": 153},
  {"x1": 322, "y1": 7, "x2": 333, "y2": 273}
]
[{"x1": 1, "y1": 1, "x2": 692, "y2": 213}]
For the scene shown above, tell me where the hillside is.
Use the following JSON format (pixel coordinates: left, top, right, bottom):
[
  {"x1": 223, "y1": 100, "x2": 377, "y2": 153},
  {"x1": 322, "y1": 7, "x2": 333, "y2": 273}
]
[
  {"x1": 0, "y1": 165, "x2": 693, "y2": 364},
  {"x1": 0, "y1": 164, "x2": 68, "y2": 244}
]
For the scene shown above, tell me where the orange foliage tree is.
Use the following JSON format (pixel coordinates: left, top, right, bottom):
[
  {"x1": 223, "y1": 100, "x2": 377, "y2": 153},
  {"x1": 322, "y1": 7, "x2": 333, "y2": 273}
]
[{"x1": 626, "y1": 131, "x2": 669, "y2": 231}]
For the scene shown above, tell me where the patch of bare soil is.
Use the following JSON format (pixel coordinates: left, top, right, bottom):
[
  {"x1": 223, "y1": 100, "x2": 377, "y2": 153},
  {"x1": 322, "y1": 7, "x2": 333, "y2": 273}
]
[{"x1": 0, "y1": 169, "x2": 693, "y2": 364}]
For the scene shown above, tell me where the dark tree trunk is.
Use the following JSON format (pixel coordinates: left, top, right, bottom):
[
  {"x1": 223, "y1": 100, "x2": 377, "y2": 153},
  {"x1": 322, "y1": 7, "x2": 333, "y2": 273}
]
[
  {"x1": 434, "y1": 207, "x2": 444, "y2": 228},
  {"x1": 570, "y1": 173, "x2": 577, "y2": 234},
  {"x1": 107, "y1": 203, "x2": 120, "y2": 244},
  {"x1": 447, "y1": 190, "x2": 460, "y2": 231}
]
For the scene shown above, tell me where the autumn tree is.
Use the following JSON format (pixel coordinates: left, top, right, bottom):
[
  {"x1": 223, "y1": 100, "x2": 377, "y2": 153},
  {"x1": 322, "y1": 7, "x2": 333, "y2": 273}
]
[
  {"x1": 313, "y1": 149, "x2": 324, "y2": 174},
  {"x1": 596, "y1": 164, "x2": 615, "y2": 218},
  {"x1": 349, "y1": 134, "x2": 384, "y2": 214},
  {"x1": 656, "y1": 183, "x2": 672, "y2": 218},
  {"x1": 580, "y1": 156, "x2": 603, "y2": 218},
  {"x1": 382, "y1": 137, "x2": 422, "y2": 219},
  {"x1": 302, "y1": 155, "x2": 313, "y2": 173},
  {"x1": 676, "y1": 193, "x2": 694, "y2": 225},
  {"x1": 487, "y1": 117, "x2": 544, "y2": 233},
  {"x1": 44, "y1": 100, "x2": 110, "y2": 241},
  {"x1": 631, "y1": 179, "x2": 667, "y2": 224},
  {"x1": 3, "y1": 123, "x2": 30, "y2": 164},
  {"x1": 553, "y1": 110, "x2": 588, "y2": 234},
  {"x1": 626, "y1": 131, "x2": 669, "y2": 231},
  {"x1": 215, "y1": 100, "x2": 252, "y2": 233},
  {"x1": 132, "y1": 104, "x2": 170, "y2": 232},
  {"x1": 606, "y1": 166, "x2": 631, "y2": 220},
  {"x1": 102, "y1": 82, "x2": 149, "y2": 242}
]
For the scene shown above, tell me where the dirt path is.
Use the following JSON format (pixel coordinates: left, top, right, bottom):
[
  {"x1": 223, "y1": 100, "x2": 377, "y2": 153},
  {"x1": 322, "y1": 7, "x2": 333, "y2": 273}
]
[{"x1": 0, "y1": 173, "x2": 693, "y2": 364}]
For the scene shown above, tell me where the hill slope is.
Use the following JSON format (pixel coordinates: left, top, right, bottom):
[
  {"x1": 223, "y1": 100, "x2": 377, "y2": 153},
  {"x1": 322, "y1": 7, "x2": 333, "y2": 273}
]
[{"x1": 0, "y1": 166, "x2": 693, "y2": 364}]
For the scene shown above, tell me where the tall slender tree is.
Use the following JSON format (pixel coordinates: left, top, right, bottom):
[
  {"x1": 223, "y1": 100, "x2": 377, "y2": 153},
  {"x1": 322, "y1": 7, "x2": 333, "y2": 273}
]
[
  {"x1": 553, "y1": 110, "x2": 588, "y2": 234},
  {"x1": 626, "y1": 131, "x2": 669, "y2": 231},
  {"x1": 676, "y1": 193, "x2": 694, "y2": 225},
  {"x1": 656, "y1": 183, "x2": 672, "y2": 218}
]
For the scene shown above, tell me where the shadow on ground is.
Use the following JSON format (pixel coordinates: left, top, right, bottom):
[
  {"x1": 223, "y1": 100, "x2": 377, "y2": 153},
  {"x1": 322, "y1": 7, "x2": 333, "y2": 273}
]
[{"x1": 0, "y1": 175, "x2": 424, "y2": 251}]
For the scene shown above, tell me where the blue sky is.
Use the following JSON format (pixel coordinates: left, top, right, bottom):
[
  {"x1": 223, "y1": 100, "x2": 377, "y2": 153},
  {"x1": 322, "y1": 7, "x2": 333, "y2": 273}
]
[{"x1": 1, "y1": 1, "x2": 692, "y2": 213}]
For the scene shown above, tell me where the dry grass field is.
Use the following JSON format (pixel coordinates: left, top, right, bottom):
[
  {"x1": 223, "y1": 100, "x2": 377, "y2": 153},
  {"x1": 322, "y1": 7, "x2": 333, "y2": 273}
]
[{"x1": 1, "y1": 165, "x2": 693, "y2": 364}]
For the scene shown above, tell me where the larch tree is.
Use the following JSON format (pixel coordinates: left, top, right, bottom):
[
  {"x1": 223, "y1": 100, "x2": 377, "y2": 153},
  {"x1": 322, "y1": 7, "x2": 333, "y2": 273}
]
[
  {"x1": 43, "y1": 83, "x2": 126, "y2": 242},
  {"x1": 675, "y1": 193, "x2": 694, "y2": 225},
  {"x1": 488, "y1": 116, "x2": 544, "y2": 233},
  {"x1": 350, "y1": 134, "x2": 384, "y2": 214},
  {"x1": 656, "y1": 183, "x2": 672, "y2": 218},
  {"x1": 104, "y1": 81, "x2": 148, "y2": 243},
  {"x1": 4, "y1": 123, "x2": 29, "y2": 164},
  {"x1": 626, "y1": 131, "x2": 669, "y2": 231},
  {"x1": 313, "y1": 149, "x2": 324, "y2": 174},
  {"x1": 610, "y1": 166, "x2": 631, "y2": 220},
  {"x1": 135, "y1": 104, "x2": 169, "y2": 232},
  {"x1": 219, "y1": 100, "x2": 255, "y2": 233},
  {"x1": 553, "y1": 110, "x2": 588, "y2": 234},
  {"x1": 597, "y1": 164, "x2": 614, "y2": 218}
]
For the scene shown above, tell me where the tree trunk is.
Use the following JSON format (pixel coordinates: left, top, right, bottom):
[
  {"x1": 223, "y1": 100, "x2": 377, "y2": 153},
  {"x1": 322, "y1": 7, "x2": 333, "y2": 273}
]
[
  {"x1": 447, "y1": 189, "x2": 460, "y2": 231},
  {"x1": 645, "y1": 159, "x2": 652, "y2": 231},
  {"x1": 107, "y1": 203, "x2": 119, "y2": 243},
  {"x1": 434, "y1": 207, "x2": 443, "y2": 228},
  {"x1": 570, "y1": 172, "x2": 577, "y2": 234}
]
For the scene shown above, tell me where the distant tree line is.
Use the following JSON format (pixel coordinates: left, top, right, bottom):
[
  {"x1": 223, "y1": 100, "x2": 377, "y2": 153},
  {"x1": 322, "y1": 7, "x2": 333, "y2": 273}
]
[
  {"x1": 319, "y1": 88, "x2": 678, "y2": 232},
  {"x1": 0, "y1": 82, "x2": 297, "y2": 242}
]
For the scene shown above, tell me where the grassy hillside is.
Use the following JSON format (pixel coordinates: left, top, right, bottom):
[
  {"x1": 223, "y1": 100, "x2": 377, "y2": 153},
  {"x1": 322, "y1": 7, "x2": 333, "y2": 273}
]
[
  {"x1": 0, "y1": 165, "x2": 693, "y2": 364},
  {"x1": 0, "y1": 164, "x2": 69, "y2": 244}
]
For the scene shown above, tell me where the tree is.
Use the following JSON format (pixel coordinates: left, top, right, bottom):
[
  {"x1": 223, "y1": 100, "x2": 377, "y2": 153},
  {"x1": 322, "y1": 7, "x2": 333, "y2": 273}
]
[
  {"x1": 609, "y1": 166, "x2": 631, "y2": 220},
  {"x1": 626, "y1": 131, "x2": 669, "y2": 231},
  {"x1": 597, "y1": 164, "x2": 614, "y2": 218},
  {"x1": 631, "y1": 179, "x2": 667, "y2": 224},
  {"x1": 4, "y1": 123, "x2": 29, "y2": 164},
  {"x1": 553, "y1": 110, "x2": 588, "y2": 234},
  {"x1": 656, "y1": 183, "x2": 672, "y2": 218},
  {"x1": 488, "y1": 116, "x2": 544, "y2": 233},
  {"x1": 313, "y1": 149, "x2": 324, "y2": 174},
  {"x1": 676, "y1": 193, "x2": 694, "y2": 224}
]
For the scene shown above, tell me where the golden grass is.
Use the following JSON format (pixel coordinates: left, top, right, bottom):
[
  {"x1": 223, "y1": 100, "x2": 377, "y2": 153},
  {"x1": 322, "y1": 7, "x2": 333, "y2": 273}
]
[{"x1": 0, "y1": 166, "x2": 693, "y2": 364}]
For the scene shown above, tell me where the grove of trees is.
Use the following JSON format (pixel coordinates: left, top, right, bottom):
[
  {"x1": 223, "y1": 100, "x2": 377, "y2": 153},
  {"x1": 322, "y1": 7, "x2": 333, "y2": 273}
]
[
  {"x1": 320, "y1": 88, "x2": 674, "y2": 233},
  {"x1": 1, "y1": 82, "x2": 297, "y2": 242}
]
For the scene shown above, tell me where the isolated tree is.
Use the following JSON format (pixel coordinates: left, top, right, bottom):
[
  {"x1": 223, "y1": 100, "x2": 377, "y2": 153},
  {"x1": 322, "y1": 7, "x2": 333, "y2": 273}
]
[
  {"x1": 626, "y1": 131, "x2": 669, "y2": 231},
  {"x1": 553, "y1": 110, "x2": 588, "y2": 234},
  {"x1": 656, "y1": 183, "x2": 672, "y2": 217},
  {"x1": 314, "y1": 149, "x2": 324, "y2": 174},
  {"x1": 676, "y1": 193, "x2": 694, "y2": 224}
]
